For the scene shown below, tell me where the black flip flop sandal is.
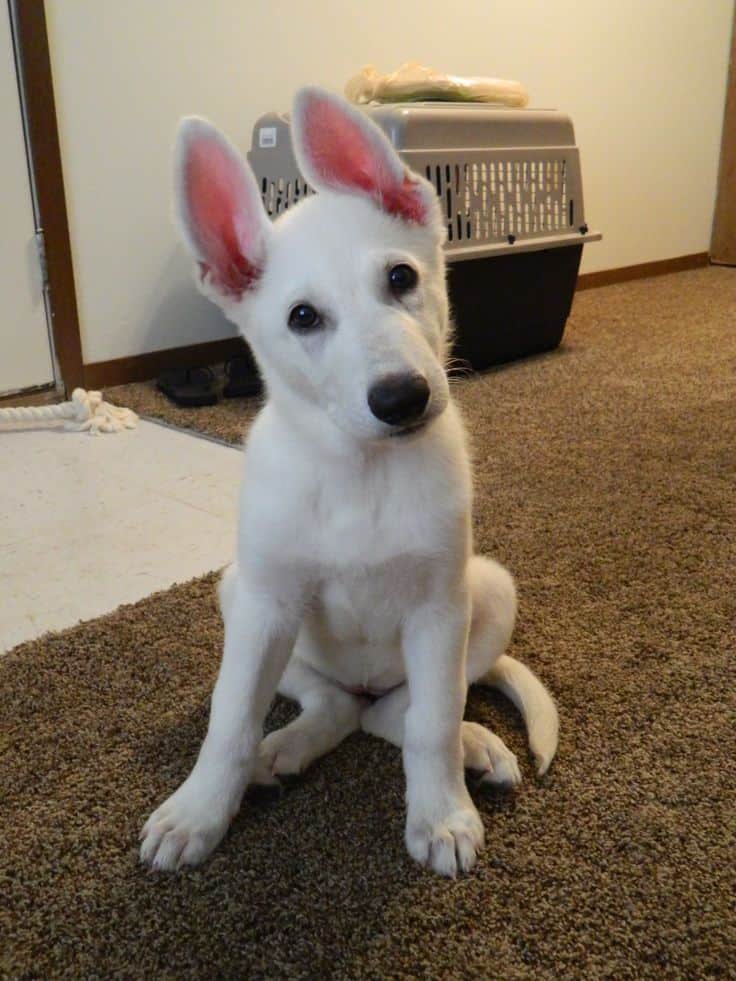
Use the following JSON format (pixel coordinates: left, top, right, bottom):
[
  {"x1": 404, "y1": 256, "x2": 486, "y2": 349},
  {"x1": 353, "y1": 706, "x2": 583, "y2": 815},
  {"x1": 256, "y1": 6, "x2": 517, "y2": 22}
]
[
  {"x1": 156, "y1": 366, "x2": 218, "y2": 407},
  {"x1": 223, "y1": 352, "x2": 263, "y2": 398}
]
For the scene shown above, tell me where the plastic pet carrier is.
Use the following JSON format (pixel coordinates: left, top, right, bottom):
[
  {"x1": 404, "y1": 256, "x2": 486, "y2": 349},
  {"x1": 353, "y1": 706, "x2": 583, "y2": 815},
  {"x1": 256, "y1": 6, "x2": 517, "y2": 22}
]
[{"x1": 248, "y1": 103, "x2": 600, "y2": 369}]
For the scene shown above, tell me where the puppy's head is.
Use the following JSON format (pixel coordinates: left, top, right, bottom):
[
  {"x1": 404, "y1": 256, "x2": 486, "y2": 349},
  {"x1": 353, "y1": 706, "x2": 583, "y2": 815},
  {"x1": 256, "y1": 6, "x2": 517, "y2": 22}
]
[{"x1": 176, "y1": 87, "x2": 451, "y2": 443}]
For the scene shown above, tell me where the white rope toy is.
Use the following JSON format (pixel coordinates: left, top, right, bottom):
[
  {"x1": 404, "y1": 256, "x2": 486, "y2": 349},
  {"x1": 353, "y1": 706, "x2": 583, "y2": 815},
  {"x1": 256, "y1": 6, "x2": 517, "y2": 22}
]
[{"x1": 0, "y1": 388, "x2": 137, "y2": 435}]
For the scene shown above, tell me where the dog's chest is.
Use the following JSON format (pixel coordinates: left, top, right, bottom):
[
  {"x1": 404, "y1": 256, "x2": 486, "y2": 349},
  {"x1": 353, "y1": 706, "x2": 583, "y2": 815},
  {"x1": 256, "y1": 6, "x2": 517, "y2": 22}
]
[
  {"x1": 316, "y1": 486, "x2": 420, "y2": 562},
  {"x1": 314, "y1": 557, "x2": 428, "y2": 640},
  {"x1": 300, "y1": 450, "x2": 459, "y2": 568},
  {"x1": 288, "y1": 453, "x2": 465, "y2": 689},
  {"x1": 297, "y1": 560, "x2": 429, "y2": 689}
]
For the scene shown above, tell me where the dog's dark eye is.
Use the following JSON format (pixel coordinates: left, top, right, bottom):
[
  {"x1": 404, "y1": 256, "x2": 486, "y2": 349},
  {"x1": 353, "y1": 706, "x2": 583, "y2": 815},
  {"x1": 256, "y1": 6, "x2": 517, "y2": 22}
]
[
  {"x1": 288, "y1": 303, "x2": 321, "y2": 331},
  {"x1": 388, "y1": 263, "x2": 418, "y2": 294}
]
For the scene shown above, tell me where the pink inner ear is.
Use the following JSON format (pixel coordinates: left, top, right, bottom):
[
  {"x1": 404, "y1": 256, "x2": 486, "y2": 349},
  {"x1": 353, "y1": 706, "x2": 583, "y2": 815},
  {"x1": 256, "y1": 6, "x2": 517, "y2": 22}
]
[
  {"x1": 381, "y1": 175, "x2": 428, "y2": 225},
  {"x1": 184, "y1": 137, "x2": 262, "y2": 297},
  {"x1": 301, "y1": 94, "x2": 428, "y2": 224}
]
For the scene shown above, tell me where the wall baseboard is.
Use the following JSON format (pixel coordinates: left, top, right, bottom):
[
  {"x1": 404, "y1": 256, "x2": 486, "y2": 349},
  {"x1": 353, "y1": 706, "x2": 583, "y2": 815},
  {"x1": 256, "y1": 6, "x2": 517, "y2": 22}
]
[
  {"x1": 576, "y1": 251, "x2": 708, "y2": 290},
  {"x1": 85, "y1": 253, "x2": 712, "y2": 388},
  {"x1": 0, "y1": 384, "x2": 57, "y2": 407},
  {"x1": 84, "y1": 336, "x2": 247, "y2": 389}
]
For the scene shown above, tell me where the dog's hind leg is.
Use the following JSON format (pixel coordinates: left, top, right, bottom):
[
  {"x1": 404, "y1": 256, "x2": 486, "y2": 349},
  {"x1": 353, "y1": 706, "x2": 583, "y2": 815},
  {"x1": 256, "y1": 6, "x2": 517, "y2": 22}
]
[
  {"x1": 464, "y1": 555, "x2": 517, "y2": 682},
  {"x1": 467, "y1": 555, "x2": 558, "y2": 776},
  {"x1": 253, "y1": 658, "x2": 364, "y2": 784}
]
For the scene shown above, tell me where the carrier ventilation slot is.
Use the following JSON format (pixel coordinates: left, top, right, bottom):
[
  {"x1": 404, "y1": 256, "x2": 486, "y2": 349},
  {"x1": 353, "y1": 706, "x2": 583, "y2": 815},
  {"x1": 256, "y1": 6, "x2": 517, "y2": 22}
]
[
  {"x1": 261, "y1": 177, "x2": 312, "y2": 217},
  {"x1": 427, "y1": 157, "x2": 571, "y2": 244}
]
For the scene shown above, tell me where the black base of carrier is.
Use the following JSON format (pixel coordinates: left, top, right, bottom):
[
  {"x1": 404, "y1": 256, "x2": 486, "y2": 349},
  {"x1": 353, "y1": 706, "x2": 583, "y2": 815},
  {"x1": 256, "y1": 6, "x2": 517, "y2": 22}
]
[{"x1": 447, "y1": 243, "x2": 583, "y2": 370}]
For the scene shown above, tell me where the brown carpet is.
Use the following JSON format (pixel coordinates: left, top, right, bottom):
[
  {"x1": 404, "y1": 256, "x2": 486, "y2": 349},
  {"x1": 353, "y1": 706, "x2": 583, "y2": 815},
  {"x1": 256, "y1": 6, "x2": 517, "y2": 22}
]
[{"x1": 3, "y1": 267, "x2": 735, "y2": 979}]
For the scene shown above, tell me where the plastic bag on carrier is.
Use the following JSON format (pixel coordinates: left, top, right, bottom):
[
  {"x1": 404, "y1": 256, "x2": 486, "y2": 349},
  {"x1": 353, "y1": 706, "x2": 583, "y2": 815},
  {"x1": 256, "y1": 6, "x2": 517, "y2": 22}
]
[{"x1": 345, "y1": 61, "x2": 529, "y2": 107}]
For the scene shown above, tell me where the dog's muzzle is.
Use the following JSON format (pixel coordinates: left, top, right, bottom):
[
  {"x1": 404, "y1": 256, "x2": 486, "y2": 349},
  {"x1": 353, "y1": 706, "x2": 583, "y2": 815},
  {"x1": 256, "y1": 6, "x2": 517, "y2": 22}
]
[{"x1": 367, "y1": 372, "x2": 430, "y2": 428}]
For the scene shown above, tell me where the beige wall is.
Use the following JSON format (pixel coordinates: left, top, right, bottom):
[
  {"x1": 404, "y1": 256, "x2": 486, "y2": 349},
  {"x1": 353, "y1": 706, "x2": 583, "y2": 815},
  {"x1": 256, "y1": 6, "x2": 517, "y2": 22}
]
[{"x1": 46, "y1": 0, "x2": 734, "y2": 365}]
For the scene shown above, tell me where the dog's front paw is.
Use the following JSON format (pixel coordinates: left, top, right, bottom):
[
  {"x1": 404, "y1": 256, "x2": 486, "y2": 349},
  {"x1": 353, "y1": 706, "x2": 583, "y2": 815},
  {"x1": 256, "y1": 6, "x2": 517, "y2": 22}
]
[
  {"x1": 405, "y1": 795, "x2": 485, "y2": 877},
  {"x1": 139, "y1": 774, "x2": 238, "y2": 871}
]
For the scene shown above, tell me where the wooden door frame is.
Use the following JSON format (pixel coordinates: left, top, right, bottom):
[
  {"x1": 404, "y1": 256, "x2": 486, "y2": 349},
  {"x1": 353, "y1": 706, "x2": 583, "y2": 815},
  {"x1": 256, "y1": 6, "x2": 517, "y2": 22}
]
[
  {"x1": 9, "y1": 0, "x2": 84, "y2": 392},
  {"x1": 711, "y1": 5, "x2": 736, "y2": 265}
]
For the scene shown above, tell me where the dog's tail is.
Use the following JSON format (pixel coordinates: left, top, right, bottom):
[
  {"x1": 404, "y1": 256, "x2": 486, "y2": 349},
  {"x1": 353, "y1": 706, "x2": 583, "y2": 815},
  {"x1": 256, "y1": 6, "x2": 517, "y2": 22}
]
[{"x1": 479, "y1": 654, "x2": 559, "y2": 776}]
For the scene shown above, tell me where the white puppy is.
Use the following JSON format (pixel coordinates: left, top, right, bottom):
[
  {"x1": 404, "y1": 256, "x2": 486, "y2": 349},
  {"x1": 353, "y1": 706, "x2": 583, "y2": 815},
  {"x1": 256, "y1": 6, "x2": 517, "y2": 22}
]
[{"x1": 140, "y1": 88, "x2": 558, "y2": 877}]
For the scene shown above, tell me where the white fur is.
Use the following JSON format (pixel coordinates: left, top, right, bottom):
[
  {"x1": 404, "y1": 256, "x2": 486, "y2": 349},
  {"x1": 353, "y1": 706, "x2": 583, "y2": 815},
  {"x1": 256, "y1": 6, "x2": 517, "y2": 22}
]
[{"x1": 140, "y1": 89, "x2": 558, "y2": 877}]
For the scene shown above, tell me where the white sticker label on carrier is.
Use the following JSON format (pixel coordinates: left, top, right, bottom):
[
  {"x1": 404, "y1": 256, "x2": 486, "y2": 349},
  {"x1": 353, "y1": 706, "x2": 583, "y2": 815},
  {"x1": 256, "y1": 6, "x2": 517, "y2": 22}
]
[{"x1": 259, "y1": 127, "x2": 277, "y2": 149}]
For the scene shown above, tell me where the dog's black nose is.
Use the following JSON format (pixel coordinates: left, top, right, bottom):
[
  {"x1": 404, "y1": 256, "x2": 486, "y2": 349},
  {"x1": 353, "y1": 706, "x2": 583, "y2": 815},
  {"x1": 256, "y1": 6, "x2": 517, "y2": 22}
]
[{"x1": 367, "y1": 373, "x2": 430, "y2": 426}]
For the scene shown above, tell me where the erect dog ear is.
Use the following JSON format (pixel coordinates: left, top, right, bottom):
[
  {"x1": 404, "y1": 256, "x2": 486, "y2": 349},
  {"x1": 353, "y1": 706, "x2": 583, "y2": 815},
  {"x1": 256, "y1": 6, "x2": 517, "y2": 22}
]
[
  {"x1": 292, "y1": 87, "x2": 440, "y2": 229},
  {"x1": 175, "y1": 117, "x2": 270, "y2": 302}
]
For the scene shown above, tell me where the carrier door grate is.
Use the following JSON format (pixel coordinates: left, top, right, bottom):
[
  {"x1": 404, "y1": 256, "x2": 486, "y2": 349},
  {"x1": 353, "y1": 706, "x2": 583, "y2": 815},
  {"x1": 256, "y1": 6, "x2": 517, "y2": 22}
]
[
  {"x1": 423, "y1": 151, "x2": 574, "y2": 245},
  {"x1": 254, "y1": 147, "x2": 582, "y2": 253}
]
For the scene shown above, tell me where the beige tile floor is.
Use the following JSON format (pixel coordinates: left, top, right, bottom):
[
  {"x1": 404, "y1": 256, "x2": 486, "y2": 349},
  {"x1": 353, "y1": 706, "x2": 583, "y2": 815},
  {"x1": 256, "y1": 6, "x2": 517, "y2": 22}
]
[{"x1": 0, "y1": 417, "x2": 243, "y2": 652}]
